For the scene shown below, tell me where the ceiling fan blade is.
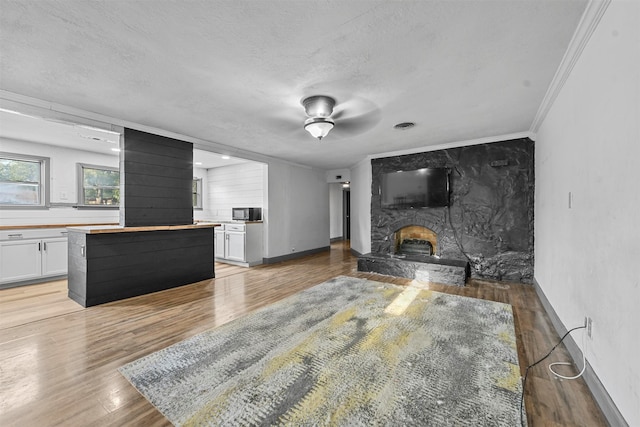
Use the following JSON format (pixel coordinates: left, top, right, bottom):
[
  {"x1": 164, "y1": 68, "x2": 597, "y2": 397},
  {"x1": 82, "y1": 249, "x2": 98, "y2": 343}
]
[
  {"x1": 268, "y1": 117, "x2": 303, "y2": 134},
  {"x1": 331, "y1": 109, "x2": 382, "y2": 138},
  {"x1": 331, "y1": 109, "x2": 347, "y2": 120},
  {"x1": 332, "y1": 96, "x2": 377, "y2": 118}
]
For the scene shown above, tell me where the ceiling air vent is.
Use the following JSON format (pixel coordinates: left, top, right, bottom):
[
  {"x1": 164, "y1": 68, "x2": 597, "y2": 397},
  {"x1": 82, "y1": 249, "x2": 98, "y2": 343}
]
[{"x1": 394, "y1": 122, "x2": 415, "y2": 130}]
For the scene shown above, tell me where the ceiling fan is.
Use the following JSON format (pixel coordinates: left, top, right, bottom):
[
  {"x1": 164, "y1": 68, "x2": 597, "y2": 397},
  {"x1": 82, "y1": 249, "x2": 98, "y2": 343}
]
[
  {"x1": 299, "y1": 95, "x2": 380, "y2": 141},
  {"x1": 302, "y1": 95, "x2": 336, "y2": 140}
]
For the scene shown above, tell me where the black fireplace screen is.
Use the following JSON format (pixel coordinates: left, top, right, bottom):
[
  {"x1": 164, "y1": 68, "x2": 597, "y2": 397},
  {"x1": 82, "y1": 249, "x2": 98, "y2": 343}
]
[{"x1": 398, "y1": 239, "x2": 433, "y2": 256}]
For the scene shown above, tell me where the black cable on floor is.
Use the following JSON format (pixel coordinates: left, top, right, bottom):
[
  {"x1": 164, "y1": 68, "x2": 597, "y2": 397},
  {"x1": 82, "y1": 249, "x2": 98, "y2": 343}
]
[{"x1": 520, "y1": 324, "x2": 587, "y2": 427}]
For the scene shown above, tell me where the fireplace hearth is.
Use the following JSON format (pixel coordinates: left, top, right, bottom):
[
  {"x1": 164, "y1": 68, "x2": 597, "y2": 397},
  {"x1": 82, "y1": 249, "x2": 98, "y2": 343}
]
[
  {"x1": 357, "y1": 252, "x2": 468, "y2": 286},
  {"x1": 361, "y1": 224, "x2": 468, "y2": 285}
]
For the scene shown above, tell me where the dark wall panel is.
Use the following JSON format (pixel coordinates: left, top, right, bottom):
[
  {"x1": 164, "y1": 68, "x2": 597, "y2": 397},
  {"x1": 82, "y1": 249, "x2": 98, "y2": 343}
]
[
  {"x1": 68, "y1": 228, "x2": 214, "y2": 307},
  {"x1": 123, "y1": 128, "x2": 193, "y2": 226}
]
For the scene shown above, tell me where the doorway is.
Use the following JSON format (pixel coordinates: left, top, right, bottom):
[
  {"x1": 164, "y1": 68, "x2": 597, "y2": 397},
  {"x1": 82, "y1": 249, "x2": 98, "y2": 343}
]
[{"x1": 342, "y1": 189, "x2": 350, "y2": 240}]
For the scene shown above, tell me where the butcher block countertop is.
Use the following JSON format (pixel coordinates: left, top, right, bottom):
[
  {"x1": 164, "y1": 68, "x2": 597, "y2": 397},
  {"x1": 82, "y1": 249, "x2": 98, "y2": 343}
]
[{"x1": 66, "y1": 223, "x2": 220, "y2": 234}]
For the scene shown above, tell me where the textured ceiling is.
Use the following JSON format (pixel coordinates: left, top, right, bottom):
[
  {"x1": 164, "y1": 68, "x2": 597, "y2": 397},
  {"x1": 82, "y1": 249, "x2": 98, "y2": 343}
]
[{"x1": 0, "y1": 0, "x2": 588, "y2": 169}]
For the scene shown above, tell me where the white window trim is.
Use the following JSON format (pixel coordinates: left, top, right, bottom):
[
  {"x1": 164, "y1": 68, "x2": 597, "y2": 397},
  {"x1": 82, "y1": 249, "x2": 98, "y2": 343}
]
[
  {"x1": 0, "y1": 152, "x2": 50, "y2": 209},
  {"x1": 77, "y1": 163, "x2": 120, "y2": 209},
  {"x1": 193, "y1": 177, "x2": 203, "y2": 210}
]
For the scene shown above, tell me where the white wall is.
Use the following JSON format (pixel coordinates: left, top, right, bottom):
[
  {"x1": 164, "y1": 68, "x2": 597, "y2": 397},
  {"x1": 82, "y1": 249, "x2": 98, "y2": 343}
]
[
  {"x1": 349, "y1": 157, "x2": 372, "y2": 255},
  {"x1": 200, "y1": 162, "x2": 266, "y2": 221},
  {"x1": 265, "y1": 162, "x2": 329, "y2": 259},
  {"x1": 326, "y1": 168, "x2": 351, "y2": 183},
  {"x1": 0, "y1": 138, "x2": 120, "y2": 226},
  {"x1": 329, "y1": 183, "x2": 343, "y2": 239},
  {"x1": 535, "y1": 1, "x2": 640, "y2": 424}
]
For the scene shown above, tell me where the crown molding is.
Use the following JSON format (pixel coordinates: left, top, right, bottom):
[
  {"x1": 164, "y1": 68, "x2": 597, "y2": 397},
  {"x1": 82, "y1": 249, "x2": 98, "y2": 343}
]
[
  {"x1": 530, "y1": 0, "x2": 611, "y2": 132},
  {"x1": 365, "y1": 131, "x2": 534, "y2": 163}
]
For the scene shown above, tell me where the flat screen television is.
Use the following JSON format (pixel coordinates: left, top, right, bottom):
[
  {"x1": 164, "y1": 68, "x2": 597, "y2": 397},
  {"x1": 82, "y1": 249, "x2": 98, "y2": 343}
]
[{"x1": 380, "y1": 168, "x2": 449, "y2": 208}]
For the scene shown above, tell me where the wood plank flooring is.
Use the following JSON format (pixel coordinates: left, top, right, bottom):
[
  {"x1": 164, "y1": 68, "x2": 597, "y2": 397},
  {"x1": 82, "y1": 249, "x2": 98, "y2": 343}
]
[{"x1": 0, "y1": 242, "x2": 607, "y2": 426}]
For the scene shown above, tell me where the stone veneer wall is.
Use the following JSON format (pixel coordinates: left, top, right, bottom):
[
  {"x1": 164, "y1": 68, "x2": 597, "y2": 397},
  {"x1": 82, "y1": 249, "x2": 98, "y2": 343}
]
[{"x1": 371, "y1": 138, "x2": 534, "y2": 283}]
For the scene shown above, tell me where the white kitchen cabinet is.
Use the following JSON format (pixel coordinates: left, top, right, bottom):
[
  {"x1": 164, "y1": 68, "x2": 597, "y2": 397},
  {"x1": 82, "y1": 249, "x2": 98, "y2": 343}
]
[
  {"x1": 0, "y1": 229, "x2": 68, "y2": 286},
  {"x1": 0, "y1": 239, "x2": 42, "y2": 283},
  {"x1": 41, "y1": 237, "x2": 68, "y2": 276},
  {"x1": 225, "y1": 230, "x2": 246, "y2": 262},
  {"x1": 214, "y1": 229, "x2": 226, "y2": 259},
  {"x1": 214, "y1": 222, "x2": 263, "y2": 267}
]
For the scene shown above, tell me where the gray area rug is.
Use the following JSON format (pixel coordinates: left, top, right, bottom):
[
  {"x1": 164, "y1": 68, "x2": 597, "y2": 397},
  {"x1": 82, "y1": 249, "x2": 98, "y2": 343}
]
[{"x1": 119, "y1": 276, "x2": 524, "y2": 426}]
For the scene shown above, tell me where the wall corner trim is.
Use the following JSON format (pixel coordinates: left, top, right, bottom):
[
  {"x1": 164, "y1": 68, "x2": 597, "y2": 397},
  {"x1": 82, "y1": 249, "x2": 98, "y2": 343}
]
[
  {"x1": 532, "y1": 277, "x2": 629, "y2": 427},
  {"x1": 530, "y1": 0, "x2": 611, "y2": 132}
]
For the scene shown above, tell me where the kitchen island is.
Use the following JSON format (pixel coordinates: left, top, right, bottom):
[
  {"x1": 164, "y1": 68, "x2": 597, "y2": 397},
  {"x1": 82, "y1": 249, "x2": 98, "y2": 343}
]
[{"x1": 67, "y1": 223, "x2": 219, "y2": 307}]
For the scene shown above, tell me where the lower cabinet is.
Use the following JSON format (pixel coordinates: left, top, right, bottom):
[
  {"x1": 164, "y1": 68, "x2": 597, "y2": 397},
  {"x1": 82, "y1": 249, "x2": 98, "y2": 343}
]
[
  {"x1": 214, "y1": 229, "x2": 226, "y2": 259},
  {"x1": 41, "y1": 238, "x2": 68, "y2": 276},
  {"x1": 214, "y1": 223, "x2": 263, "y2": 267},
  {"x1": 0, "y1": 239, "x2": 41, "y2": 283},
  {"x1": 0, "y1": 231, "x2": 68, "y2": 285}
]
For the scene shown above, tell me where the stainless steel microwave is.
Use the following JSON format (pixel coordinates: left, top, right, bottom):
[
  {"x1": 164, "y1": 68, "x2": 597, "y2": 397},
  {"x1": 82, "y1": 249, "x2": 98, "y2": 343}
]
[{"x1": 232, "y1": 207, "x2": 262, "y2": 221}]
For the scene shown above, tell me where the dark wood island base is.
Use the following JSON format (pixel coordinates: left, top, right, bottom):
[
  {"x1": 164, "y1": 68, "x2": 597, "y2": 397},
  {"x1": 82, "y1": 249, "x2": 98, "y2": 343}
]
[{"x1": 67, "y1": 224, "x2": 217, "y2": 307}]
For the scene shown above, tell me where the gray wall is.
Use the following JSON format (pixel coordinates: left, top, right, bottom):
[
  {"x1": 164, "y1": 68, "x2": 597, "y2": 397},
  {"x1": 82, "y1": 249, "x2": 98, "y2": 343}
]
[
  {"x1": 371, "y1": 138, "x2": 534, "y2": 282},
  {"x1": 265, "y1": 163, "x2": 329, "y2": 258}
]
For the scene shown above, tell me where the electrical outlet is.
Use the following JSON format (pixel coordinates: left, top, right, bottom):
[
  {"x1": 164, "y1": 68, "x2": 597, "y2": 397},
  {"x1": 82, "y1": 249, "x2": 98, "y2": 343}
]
[{"x1": 586, "y1": 317, "x2": 593, "y2": 338}]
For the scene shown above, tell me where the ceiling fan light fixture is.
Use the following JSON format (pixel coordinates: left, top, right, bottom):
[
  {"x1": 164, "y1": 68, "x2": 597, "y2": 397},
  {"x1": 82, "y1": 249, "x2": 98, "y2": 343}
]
[
  {"x1": 302, "y1": 95, "x2": 336, "y2": 118},
  {"x1": 304, "y1": 117, "x2": 334, "y2": 140}
]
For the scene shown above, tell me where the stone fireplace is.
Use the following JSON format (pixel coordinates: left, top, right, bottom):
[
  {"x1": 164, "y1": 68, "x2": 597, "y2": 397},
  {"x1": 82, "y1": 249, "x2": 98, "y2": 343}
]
[
  {"x1": 394, "y1": 225, "x2": 437, "y2": 256},
  {"x1": 363, "y1": 137, "x2": 535, "y2": 283}
]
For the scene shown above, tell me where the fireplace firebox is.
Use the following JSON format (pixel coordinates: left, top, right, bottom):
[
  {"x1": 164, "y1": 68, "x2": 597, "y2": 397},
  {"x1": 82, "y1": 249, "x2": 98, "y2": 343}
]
[{"x1": 394, "y1": 225, "x2": 437, "y2": 256}]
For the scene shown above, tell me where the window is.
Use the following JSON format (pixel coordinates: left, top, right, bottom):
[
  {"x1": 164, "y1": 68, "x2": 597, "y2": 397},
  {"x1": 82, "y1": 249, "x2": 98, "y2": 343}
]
[
  {"x1": 78, "y1": 164, "x2": 120, "y2": 206},
  {"x1": 193, "y1": 178, "x2": 203, "y2": 209},
  {"x1": 0, "y1": 153, "x2": 50, "y2": 208}
]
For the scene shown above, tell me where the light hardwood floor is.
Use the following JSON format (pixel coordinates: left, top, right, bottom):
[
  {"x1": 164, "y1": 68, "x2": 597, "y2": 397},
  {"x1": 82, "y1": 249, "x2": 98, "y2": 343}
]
[{"x1": 0, "y1": 242, "x2": 607, "y2": 426}]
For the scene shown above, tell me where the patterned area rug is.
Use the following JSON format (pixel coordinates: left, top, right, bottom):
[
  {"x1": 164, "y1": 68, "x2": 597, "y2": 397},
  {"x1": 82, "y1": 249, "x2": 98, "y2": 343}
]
[{"x1": 119, "y1": 276, "x2": 524, "y2": 426}]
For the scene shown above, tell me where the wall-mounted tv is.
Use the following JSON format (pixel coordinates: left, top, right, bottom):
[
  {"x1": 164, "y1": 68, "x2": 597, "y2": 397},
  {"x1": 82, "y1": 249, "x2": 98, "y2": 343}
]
[{"x1": 380, "y1": 168, "x2": 449, "y2": 208}]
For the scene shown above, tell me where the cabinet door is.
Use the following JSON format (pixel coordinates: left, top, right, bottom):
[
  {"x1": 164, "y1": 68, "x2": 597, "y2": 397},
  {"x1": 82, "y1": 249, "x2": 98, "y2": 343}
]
[
  {"x1": 42, "y1": 237, "x2": 68, "y2": 276},
  {"x1": 214, "y1": 230, "x2": 226, "y2": 259},
  {"x1": 0, "y1": 240, "x2": 42, "y2": 284},
  {"x1": 225, "y1": 231, "x2": 246, "y2": 262}
]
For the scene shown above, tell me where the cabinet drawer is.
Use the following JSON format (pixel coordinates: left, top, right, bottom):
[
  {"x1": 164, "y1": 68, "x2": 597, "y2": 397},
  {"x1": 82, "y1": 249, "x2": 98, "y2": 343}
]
[
  {"x1": 0, "y1": 228, "x2": 68, "y2": 241},
  {"x1": 225, "y1": 224, "x2": 246, "y2": 232}
]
